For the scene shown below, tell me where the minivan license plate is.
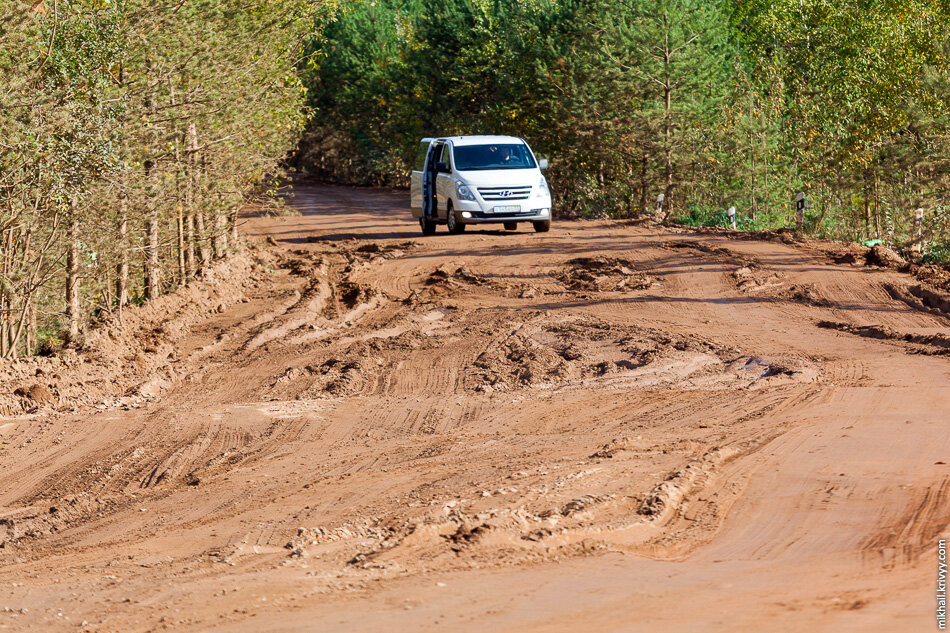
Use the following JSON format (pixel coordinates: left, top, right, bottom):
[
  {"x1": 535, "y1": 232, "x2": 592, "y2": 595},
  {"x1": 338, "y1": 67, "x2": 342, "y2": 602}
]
[{"x1": 493, "y1": 205, "x2": 520, "y2": 213}]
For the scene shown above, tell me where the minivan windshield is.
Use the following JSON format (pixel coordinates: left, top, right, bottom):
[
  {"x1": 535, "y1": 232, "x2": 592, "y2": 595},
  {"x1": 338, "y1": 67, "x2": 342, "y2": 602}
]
[{"x1": 452, "y1": 144, "x2": 537, "y2": 171}]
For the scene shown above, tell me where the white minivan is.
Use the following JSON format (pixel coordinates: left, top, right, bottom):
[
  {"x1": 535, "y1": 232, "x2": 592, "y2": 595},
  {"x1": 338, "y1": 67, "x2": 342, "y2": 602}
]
[{"x1": 410, "y1": 135, "x2": 552, "y2": 235}]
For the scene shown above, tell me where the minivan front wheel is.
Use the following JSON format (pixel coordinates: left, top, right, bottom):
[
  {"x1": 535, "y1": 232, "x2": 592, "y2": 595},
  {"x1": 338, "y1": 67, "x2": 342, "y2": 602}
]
[
  {"x1": 420, "y1": 216, "x2": 437, "y2": 235},
  {"x1": 533, "y1": 220, "x2": 551, "y2": 233},
  {"x1": 446, "y1": 202, "x2": 465, "y2": 234}
]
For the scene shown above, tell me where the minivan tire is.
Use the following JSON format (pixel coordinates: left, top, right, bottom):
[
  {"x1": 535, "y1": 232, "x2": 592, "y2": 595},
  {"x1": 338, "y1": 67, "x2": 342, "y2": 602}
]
[
  {"x1": 504, "y1": 222, "x2": 517, "y2": 231},
  {"x1": 533, "y1": 220, "x2": 551, "y2": 233},
  {"x1": 446, "y1": 202, "x2": 465, "y2": 234},
  {"x1": 420, "y1": 216, "x2": 437, "y2": 235}
]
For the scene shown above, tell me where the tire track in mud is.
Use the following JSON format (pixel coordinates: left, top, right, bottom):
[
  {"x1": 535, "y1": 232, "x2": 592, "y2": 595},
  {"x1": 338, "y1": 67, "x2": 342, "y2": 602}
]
[
  {"x1": 862, "y1": 477, "x2": 950, "y2": 569},
  {"x1": 3, "y1": 409, "x2": 316, "y2": 557}
]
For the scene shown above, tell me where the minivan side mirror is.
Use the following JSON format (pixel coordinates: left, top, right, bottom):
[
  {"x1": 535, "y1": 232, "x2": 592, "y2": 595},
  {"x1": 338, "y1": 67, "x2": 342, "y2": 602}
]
[
  {"x1": 436, "y1": 161, "x2": 450, "y2": 173},
  {"x1": 538, "y1": 158, "x2": 549, "y2": 170}
]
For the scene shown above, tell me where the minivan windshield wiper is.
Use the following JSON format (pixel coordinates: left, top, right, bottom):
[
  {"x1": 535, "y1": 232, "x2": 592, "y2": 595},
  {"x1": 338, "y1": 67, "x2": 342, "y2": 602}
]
[{"x1": 453, "y1": 144, "x2": 537, "y2": 171}]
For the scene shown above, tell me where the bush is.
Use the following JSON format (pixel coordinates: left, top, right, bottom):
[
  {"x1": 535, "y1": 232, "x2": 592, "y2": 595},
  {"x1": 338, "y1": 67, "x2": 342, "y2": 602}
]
[
  {"x1": 674, "y1": 206, "x2": 731, "y2": 228},
  {"x1": 922, "y1": 241, "x2": 950, "y2": 264}
]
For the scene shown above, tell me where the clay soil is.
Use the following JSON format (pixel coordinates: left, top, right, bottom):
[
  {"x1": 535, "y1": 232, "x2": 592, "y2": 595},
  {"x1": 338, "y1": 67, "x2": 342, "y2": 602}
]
[{"x1": 1, "y1": 184, "x2": 948, "y2": 632}]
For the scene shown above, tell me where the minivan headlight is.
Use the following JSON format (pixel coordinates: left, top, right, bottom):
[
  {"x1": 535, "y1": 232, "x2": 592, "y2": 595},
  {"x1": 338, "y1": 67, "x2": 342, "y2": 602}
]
[
  {"x1": 455, "y1": 178, "x2": 476, "y2": 201},
  {"x1": 539, "y1": 176, "x2": 549, "y2": 194}
]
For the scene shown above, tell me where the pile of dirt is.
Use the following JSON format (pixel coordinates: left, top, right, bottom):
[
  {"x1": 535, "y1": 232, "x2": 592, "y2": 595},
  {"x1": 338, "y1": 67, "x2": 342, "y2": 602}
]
[
  {"x1": 12, "y1": 384, "x2": 57, "y2": 408},
  {"x1": 817, "y1": 320, "x2": 950, "y2": 354},
  {"x1": 786, "y1": 284, "x2": 832, "y2": 307},
  {"x1": 678, "y1": 225, "x2": 806, "y2": 248},
  {"x1": 731, "y1": 264, "x2": 783, "y2": 293},
  {"x1": 342, "y1": 241, "x2": 417, "y2": 265},
  {"x1": 729, "y1": 262, "x2": 831, "y2": 306},
  {"x1": 866, "y1": 244, "x2": 907, "y2": 268},
  {"x1": 336, "y1": 281, "x2": 377, "y2": 310},
  {"x1": 469, "y1": 325, "x2": 572, "y2": 390},
  {"x1": 0, "y1": 250, "x2": 274, "y2": 416},
  {"x1": 884, "y1": 283, "x2": 950, "y2": 319},
  {"x1": 663, "y1": 240, "x2": 750, "y2": 263},
  {"x1": 298, "y1": 358, "x2": 368, "y2": 397},
  {"x1": 269, "y1": 330, "x2": 439, "y2": 400},
  {"x1": 464, "y1": 316, "x2": 725, "y2": 392},
  {"x1": 722, "y1": 355, "x2": 816, "y2": 382},
  {"x1": 827, "y1": 243, "x2": 910, "y2": 270},
  {"x1": 355, "y1": 241, "x2": 416, "y2": 256},
  {"x1": 910, "y1": 262, "x2": 950, "y2": 294},
  {"x1": 426, "y1": 264, "x2": 493, "y2": 287},
  {"x1": 558, "y1": 256, "x2": 654, "y2": 292},
  {"x1": 827, "y1": 244, "x2": 867, "y2": 266}
]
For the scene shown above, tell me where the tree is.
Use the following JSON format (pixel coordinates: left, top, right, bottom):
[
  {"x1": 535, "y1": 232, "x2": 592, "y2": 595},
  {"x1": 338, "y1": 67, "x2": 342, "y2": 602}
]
[{"x1": 0, "y1": 0, "x2": 320, "y2": 356}]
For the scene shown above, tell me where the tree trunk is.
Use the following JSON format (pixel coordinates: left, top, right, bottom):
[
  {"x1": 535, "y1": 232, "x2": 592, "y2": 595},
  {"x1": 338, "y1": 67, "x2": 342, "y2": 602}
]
[
  {"x1": 177, "y1": 206, "x2": 186, "y2": 282},
  {"x1": 214, "y1": 206, "x2": 228, "y2": 259},
  {"x1": 26, "y1": 300, "x2": 36, "y2": 357},
  {"x1": 230, "y1": 207, "x2": 239, "y2": 245},
  {"x1": 185, "y1": 213, "x2": 196, "y2": 279},
  {"x1": 116, "y1": 191, "x2": 129, "y2": 312},
  {"x1": 184, "y1": 125, "x2": 196, "y2": 278},
  {"x1": 873, "y1": 170, "x2": 883, "y2": 239},
  {"x1": 195, "y1": 211, "x2": 210, "y2": 267},
  {"x1": 1, "y1": 229, "x2": 10, "y2": 358},
  {"x1": 762, "y1": 129, "x2": 770, "y2": 218},
  {"x1": 749, "y1": 114, "x2": 758, "y2": 221},
  {"x1": 663, "y1": 80, "x2": 674, "y2": 218},
  {"x1": 189, "y1": 123, "x2": 211, "y2": 267},
  {"x1": 66, "y1": 195, "x2": 81, "y2": 345},
  {"x1": 144, "y1": 160, "x2": 160, "y2": 300},
  {"x1": 814, "y1": 186, "x2": 830, "y2": 233},
  {"x1": 0, "y1": 294, "x2": 7, "y2": 359},
  {"x1": 639, "y1": 154, "x2": 648, "y2": 215}
]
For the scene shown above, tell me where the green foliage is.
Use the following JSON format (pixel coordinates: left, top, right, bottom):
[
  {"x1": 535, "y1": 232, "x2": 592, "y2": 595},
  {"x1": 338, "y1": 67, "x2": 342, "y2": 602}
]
[
  {"x1": 298, "y1": 0, "x2": 950, "y2": 255},
  {"x1": 299, "y1": 0, "x2": 742, "y2": 218},
  {"x1": 0, "y1": 0, "x2": 319, "y2": 357},
  {"x1": 922, "y1": 240, "x2": 950, "y2": 264},
  {"x1": 675, "y1": 206, "x2": 731, "y2": 228}
]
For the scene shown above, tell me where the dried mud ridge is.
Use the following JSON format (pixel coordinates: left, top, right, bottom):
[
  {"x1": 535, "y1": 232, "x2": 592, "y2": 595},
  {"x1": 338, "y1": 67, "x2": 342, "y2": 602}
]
[
  {"x1": 2, "y1": 187, "x2": 950, "y2": 631},
  {"x1": 679, "y1": 223, "x2": 950, "y2": 294},
  {"x1": 663, "y1": 240, "x2": 831, "y2": 306},
  {"x1": 425, "y1": 255, "x2": 654, "y2": 299},
  {"x1": 817, "y1": 321, "x2": 950, "y2": 355}
]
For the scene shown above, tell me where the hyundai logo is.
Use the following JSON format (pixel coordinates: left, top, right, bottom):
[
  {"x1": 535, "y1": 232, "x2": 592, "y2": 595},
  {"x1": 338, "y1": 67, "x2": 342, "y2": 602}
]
[{"x1": 499, "y1": 190, "x2": 512, "y2": 198}]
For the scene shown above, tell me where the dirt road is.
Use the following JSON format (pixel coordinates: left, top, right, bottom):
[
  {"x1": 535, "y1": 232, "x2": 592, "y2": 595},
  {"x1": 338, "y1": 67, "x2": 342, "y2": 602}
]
[{"x1": 1, "y1": 184, "x2": 948, "y2": 632}]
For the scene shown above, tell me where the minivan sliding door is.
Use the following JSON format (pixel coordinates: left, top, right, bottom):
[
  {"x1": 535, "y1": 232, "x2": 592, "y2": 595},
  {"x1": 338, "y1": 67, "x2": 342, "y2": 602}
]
[{"x1": 422, "y1": 143, "x2": 443, "y2": 219}]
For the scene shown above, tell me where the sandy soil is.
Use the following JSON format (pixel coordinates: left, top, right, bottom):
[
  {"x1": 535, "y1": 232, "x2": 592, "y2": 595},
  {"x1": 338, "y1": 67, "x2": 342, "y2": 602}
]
[{"x1": 1, "y1": 184, "x2": 948, "y2": 632}]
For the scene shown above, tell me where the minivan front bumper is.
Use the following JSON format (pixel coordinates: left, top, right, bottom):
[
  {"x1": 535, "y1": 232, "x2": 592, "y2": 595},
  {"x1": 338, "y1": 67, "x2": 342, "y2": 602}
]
[
  {"x1": 453, "y1": 198, "x2": 551, "y2": 223},
  {"x1": 461, "y1": 209, "x2": 549, "y2": 222}
]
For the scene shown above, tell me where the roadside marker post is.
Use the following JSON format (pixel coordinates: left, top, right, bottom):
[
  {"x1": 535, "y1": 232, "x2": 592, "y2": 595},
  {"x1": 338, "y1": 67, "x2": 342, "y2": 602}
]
[
  {"x1": 795, "y1": 192, "x2": 806, "y2": 232},
  {"x1": 728, "y1": 206, "x2": 736, "y2": 229},
  {"x1": 913, "y1": 208, "x2": 924, "y2": 255}
]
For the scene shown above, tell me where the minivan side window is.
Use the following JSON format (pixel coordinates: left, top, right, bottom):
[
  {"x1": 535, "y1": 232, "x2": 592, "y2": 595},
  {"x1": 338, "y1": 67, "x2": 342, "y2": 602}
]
[
  {"x1": 440, "y1": 143, "x2": 452, "y2": 169},
  {"x1": 414, "y1": 142, "x2": 430, "y2": 172}
]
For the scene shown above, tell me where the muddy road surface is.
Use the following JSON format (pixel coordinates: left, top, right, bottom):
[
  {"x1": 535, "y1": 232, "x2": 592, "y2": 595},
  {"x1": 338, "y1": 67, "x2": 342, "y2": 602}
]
[{"x1": 1, "y1": 184, "x2": 948, "y2": 632}]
